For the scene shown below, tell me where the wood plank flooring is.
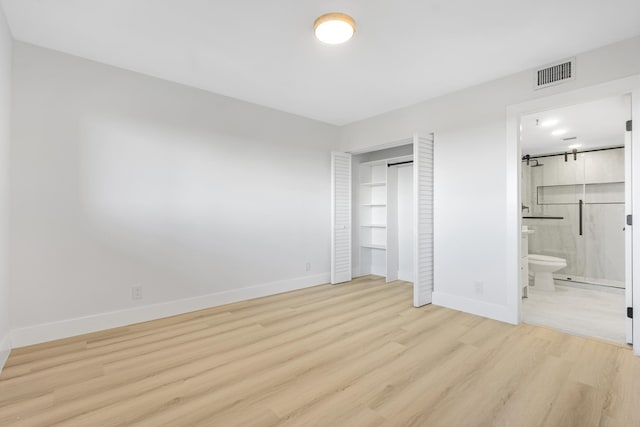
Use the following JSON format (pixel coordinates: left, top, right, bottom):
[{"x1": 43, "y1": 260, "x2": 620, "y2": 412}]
[{"x1": 1, "y1": 275, "x2": 639, "y2": 426}]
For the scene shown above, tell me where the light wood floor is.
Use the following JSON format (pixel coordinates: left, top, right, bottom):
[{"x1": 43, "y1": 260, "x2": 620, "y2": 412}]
[{"x1": 1, "y1": 276, "x2": 639, "y2": 427}]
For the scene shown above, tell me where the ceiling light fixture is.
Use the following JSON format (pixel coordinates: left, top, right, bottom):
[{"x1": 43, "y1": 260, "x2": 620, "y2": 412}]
[
  {"x1": 540, "y1": 119, "x2": 559, "y2": 127},
  {"x1": 568, "y1": 143, "x2": 582, "y2": 149},
  {"x1": 314, "y1": 13, "x2": 356, "y2": 45},
  {"x1": 551, "y1": 129, "x2": 567, "y2": 136}
]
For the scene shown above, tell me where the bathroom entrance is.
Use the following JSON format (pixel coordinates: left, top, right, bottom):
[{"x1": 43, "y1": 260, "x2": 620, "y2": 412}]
[{"x1": 519, "y1": 95, "x2": 633, "y2": 344}]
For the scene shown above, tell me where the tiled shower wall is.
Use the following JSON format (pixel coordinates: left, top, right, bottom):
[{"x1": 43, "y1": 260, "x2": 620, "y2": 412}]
[{"x1": 522, "y1": 147, "x2": 625, "y2": 286}]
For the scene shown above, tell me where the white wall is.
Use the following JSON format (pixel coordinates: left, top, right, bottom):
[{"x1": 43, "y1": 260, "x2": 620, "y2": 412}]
[
  {"x1": 0, "y1": 6, "x2": 11, "y2": 366},
  {"x1": 340, "y1": 36, "x2": 640, "y2": 323},
  {"x1": 10, "y1": 43, "x2": 338, "y2": 346}
]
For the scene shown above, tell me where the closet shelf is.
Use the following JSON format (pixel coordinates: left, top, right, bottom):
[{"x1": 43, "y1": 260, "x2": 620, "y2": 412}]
[
  {"x1": 361, "y1": 203, "x2": 386, "y2": 207},
  {"x1": 360, "y1": 224, "x2": 387, "y2": 228},
  {"x1": 360, "y1": 182, "x2": 386, "y2": 187},
  {"x1": 361, "y1": 244, "x2": 387, "y2": 250}
]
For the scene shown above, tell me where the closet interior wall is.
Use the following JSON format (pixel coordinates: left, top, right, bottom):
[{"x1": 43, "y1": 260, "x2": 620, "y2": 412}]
[{"x1": 351, "y1": 144, "x2": 413, "y2": 281}]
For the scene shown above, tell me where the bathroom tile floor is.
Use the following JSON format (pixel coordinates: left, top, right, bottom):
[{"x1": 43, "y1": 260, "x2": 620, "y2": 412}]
[{"x1": 522, "y1": 281, "x2": 627, "y2": 344}]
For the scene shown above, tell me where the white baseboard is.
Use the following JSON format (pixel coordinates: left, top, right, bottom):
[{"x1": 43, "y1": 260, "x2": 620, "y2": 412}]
[
  {"x1": 11, "y1": 273, "x2": 330, "y2": 348},
  {"x1": 0, "y1": 333, "x2": 11, "y2": 373},
  {"x1": 432, "y1": 291, "x2": 516, "y2": 325}
]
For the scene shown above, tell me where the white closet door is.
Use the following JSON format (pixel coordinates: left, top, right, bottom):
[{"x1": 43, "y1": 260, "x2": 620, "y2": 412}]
[
  {"x1": 413, "y1": 135, "x2": 434, "y2": 306},
  {"x1": 625, "y1": 120, "x2": 633, "y2": 344},
  {"x1": 331, "y1": 152, "x2": 352, "y2": 284}
]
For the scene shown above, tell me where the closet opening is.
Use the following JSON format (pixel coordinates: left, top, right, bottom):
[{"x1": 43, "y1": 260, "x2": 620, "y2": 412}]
[
  {"x1": 353, "y1": 145, "x2": 414, "y2": 283},
  {"x1": 331, "y1": 134, "x2": 434, "y2": 307}
]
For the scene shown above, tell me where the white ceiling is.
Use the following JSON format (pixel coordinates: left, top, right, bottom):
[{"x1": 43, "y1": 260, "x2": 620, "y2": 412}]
[
  {"x1": 2, "y1": 1, "x2": 640, "y2": 125},
  {"x1": 520, "y1": 95, "x2": 631, "y2": 156}
]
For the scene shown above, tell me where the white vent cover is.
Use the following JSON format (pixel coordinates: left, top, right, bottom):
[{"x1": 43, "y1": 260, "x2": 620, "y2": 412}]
[{"x1": 534, "y1": 58, "x2": 575, "y2": 90}]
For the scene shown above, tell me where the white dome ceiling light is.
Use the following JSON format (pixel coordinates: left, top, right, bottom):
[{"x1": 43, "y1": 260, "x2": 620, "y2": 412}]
[{"x1": 314, "y1": 13, "x2": 356, "y2": 45}]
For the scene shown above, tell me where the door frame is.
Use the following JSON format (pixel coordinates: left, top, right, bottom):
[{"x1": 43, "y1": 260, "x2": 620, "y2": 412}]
[{"x1": 506, "y1": 74, "x2": 640, "y2": 355}]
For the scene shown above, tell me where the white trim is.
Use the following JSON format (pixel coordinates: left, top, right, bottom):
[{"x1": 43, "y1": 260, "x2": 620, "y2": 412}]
[
  {"x1": 0, "y1": 333, "x2": 11, "y2": 373},
  {"x1": 11, "y1": 273, "x2": 330, "y2": 348},
  {"x1": 506, "y1": 106, "x2": 521, "y2": 325},
  {"x1": 632, "y1": 86, "x2": 640, "y2": 355},
  {"x1": 506, "y1": 74, "x2": 640, "y2": 355},
  {"x1": 432, "y1": 291, "x2": 514, "y2": 324},
  {"x1": 625, "y1": 113, "x2": 633, "y2": 344}
]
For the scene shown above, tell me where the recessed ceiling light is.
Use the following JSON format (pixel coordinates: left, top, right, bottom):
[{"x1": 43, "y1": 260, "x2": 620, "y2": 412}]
[
  {"x1": 540, "y1": 119, "x2": 559, "y2": 127},
  {"x1": 314, "y1": 13, "x2": 356, "y2": 45},
  {"x1": 568, "y1": 143, "x2": 582, "y2": 149},
  {"x1": 551, "y1": 129, "x2": 567, "y2": 136}
]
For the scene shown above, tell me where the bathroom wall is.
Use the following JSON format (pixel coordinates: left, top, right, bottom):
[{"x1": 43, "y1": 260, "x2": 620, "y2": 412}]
[{"x1": 522, "y1": 147, "x2": 625, "y2": 286}]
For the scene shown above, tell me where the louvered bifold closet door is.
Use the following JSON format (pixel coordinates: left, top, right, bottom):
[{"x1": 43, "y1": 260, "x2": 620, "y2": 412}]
[
  {"x1": 331, "y1": 152, "x2": 352, "y2": 284},
  {"x1": 413, "y1": 136, "x2": 434, "y2": 306}
]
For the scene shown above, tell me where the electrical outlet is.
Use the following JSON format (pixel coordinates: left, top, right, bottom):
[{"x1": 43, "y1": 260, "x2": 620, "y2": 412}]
[
  {"x1": 474, "y1": 281, "x2": 484, "y2": 294},
  {"x1": 305, "y1": 262, "x2": 311, "y2": 272},
  {"x1": 131, "y1": 285, "x2": 143, "y2": 300}
]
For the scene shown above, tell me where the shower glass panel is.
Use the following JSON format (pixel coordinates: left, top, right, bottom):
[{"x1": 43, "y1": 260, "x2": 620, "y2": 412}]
[
  {"x1": 523, "y1": 148, "x2": 625, "y2": 288},
  {"x1": 582, "y1": 149, "x2": 625, "y2": 287},
  {"x1": 531, "y1": 153, "x2": 586, "y2": 282}
]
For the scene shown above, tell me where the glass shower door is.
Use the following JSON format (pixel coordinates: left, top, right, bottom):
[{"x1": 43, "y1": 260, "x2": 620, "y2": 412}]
[
  {"x1": 531, "y1": 149, "x2": 626, "y2": 288},
  {"x1": 557, "y1": 152, "x2": 586, "y2": 283},
  {"x1": 529, "y1": 152, "x2": 586, "y2": 282},
  {"x1": 582, "y1": 149, "x2": 626, "y2": 288}
]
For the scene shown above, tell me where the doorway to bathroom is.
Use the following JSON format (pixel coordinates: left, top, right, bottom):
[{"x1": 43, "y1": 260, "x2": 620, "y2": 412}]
[{"x1": 519, "y1": 94, "x2": 632, "y2": 344}]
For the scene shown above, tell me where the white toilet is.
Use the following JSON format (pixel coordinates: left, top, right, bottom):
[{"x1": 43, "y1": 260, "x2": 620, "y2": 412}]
[{"x1": 527, "y1": 254, "x2": 567, "y2": 291}]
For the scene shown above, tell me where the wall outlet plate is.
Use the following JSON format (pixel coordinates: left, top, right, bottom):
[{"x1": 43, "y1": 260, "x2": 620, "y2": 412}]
[
  {"x1": 132, "y1": 285, "x2": 143, "y2": 300},
  {"x1": 474, "y1": 281, "x2": 484, "y2": 294}
]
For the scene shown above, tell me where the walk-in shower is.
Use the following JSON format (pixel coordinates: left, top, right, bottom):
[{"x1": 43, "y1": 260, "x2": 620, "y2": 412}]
[{"x1": 522, "y1": 146, "x2": 625, "y2": 288}]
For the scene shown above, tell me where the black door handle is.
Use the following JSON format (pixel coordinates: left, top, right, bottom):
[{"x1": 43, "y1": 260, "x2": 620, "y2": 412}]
[{"x1": 579, "y1": 199, "x2": 583, "y2": 236}]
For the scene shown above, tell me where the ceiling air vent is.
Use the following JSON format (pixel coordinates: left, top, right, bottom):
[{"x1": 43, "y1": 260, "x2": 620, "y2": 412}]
[{"x1": 534, "y1": 58, "x2": 575, "y2": 90}]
